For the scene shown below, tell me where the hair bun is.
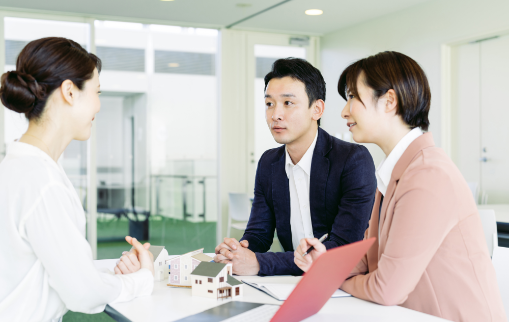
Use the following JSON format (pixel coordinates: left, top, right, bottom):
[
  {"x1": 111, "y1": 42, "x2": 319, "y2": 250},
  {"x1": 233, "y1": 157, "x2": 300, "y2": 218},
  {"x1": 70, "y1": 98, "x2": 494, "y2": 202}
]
[{"x1": 0, "y1": 70, "x2": 44, "y2": 115}]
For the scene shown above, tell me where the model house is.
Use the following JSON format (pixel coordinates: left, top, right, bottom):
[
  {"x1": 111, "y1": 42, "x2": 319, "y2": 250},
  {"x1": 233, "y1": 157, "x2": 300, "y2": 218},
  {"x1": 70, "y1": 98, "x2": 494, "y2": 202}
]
[
  {"x1": 150, "y1": 246, "x2": 170, "y2": 282},
  {"x1": 130, "y1": 245, "x2": 170, "y2": 282},
  {"x1": 168, "y1": 248, "x2": 214, "y2": 286},
  {"x1": 190, "y1": 262, "x2": 243, "y2": 299}
]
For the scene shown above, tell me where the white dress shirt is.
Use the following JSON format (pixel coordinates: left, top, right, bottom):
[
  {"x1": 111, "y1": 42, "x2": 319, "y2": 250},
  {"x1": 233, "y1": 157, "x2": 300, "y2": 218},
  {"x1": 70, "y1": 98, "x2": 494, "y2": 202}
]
[
  {"x1": 285, "y1": 131, "x2": 318, "y2": 250},
  {"x1": 376, "y1": 127, "x2": 424, "y2": 196},
  {"x1": 0, "y1": 142, "x2": 153, "y2": 322}
]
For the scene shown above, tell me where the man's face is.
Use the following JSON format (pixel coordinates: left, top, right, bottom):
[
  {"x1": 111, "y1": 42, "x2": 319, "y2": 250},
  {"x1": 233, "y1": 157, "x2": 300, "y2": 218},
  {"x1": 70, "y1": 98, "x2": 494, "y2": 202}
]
[{"x1": 264, "y1": 76, "x2": 315, "y2": 145}]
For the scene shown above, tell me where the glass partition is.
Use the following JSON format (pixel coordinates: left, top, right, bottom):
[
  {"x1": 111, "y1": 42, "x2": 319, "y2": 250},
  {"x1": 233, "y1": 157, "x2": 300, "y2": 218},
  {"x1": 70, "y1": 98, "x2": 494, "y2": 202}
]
[{"x1": 94, "y1": 21, "x2": 218, "y2": 258}]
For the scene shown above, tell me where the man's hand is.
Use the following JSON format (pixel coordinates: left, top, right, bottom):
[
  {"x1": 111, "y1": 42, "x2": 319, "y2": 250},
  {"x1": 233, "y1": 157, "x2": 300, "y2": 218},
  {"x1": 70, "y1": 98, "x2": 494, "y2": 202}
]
[
  {"x1": 294, "y1": 237, "x2": 326, "y2": 272},
  {"x1": 114, "y1": 236, "x2": 154, "y2": 276},
  {"x1": 214, "y1": 237, "x2": 249, "y2": 261},
  {"x1": 214, "y1": 238, "x2": 259, "y2": 275}
]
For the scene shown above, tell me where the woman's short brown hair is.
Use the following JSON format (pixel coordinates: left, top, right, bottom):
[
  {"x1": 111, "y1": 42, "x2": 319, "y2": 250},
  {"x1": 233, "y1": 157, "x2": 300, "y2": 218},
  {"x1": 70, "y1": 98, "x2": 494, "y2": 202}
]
[{"x1": 338, "y1": 51, "x2": 431, "y2": 131}]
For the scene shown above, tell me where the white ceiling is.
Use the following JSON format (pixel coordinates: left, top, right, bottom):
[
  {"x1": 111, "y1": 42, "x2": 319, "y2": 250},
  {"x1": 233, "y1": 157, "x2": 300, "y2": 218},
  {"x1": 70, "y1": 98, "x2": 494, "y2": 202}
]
[{"x1": 0, "y1": 0, "x2": 435, "y2": 35}]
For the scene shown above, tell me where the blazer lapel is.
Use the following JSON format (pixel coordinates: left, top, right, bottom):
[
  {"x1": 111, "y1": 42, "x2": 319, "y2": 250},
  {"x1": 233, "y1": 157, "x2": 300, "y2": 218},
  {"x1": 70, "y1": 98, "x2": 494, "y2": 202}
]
[
  {"x1": 310, "y1": 128, "x2": 331, "y2": 236},
  {"x1": 271, "y1": 147, "x2": 292, "y2": 251},
  {"x1": 379, "y1": 177, "x2": 396, "y2": 243},
  {"x1": 365, "y1": 190, "x2": 382, "y2": 272},
  {"x1": 379, "y1": 133, "x2": 436, "y2": 240}
]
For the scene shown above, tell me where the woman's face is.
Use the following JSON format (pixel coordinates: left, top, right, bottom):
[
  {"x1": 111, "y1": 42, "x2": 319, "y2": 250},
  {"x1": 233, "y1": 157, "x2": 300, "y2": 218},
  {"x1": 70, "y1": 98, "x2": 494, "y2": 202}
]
[
  {"x1": 71, "y1": 68, "x2": 101, "y2": 141},
  {"x1": 341, "y1": 72, "x2": 386, "y2": 144}
]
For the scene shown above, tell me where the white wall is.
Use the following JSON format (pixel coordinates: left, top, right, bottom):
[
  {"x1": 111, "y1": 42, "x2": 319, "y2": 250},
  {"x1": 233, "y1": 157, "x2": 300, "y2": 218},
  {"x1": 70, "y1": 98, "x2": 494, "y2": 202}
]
[{"x1": 320, "y1": 0, "x2": 509, "y2": 166}]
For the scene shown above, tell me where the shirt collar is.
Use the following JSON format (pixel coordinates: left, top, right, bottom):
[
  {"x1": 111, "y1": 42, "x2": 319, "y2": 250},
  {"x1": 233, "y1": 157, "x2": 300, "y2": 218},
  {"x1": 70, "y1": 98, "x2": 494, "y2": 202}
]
[
  {"x1": 6, "y1": 141, "x2": 63, "y2": 173},
  {"x1": 376, "y1": 127, "x2": 423, "y2": 195},
  {"x1": 285, "y1": 130, "x2": 318, "y2": 176}
]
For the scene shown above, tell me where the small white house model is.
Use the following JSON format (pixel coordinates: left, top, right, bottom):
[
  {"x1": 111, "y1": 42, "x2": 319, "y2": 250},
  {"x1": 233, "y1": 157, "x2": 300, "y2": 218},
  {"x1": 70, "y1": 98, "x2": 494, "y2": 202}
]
[
  {"x1": 168, "y1": 248, "x2": 214, "y2": 286},
  {"x1": 130, "y1": 245, "x2": 170, "y2": 282},
  {"x1": 150, "y1": 246, "x2": 170, "y2": 282},
  {"x1": 190, "y1": 262, "x2": 244, "y2": 299}
]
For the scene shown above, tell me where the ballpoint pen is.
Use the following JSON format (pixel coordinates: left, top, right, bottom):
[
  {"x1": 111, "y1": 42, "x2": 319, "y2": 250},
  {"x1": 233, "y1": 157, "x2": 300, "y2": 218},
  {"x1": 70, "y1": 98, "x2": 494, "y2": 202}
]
[{"x1": 302, "y1": 233, "x2": 328, "y2": 256}]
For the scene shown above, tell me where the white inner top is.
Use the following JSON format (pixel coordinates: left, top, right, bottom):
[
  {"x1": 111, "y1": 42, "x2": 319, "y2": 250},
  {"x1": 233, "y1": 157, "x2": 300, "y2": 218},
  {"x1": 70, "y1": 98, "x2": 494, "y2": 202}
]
[
  {"x1": 285, "y1": 130, "x2": 318, "y2": 250},
  {"x1": 376, "y1": 127, "x2": 424, "y2": 196}
]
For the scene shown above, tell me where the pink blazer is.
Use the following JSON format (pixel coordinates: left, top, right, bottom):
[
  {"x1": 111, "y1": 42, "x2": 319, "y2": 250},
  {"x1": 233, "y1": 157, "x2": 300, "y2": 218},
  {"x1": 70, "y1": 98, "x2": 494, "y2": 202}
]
[{"x1": 341, "y1": 133, "x2": 506, "y2": 322}]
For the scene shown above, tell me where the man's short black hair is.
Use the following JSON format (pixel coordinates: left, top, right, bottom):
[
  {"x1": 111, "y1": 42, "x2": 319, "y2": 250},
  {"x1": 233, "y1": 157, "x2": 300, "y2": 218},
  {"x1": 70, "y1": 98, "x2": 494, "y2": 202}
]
[{"x1": 264, "y1": 58, "x2": 325, "y2": 126}]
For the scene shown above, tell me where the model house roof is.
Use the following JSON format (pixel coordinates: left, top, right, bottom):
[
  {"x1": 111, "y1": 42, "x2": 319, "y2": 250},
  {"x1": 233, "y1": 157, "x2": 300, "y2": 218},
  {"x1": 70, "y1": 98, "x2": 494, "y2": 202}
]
[
  {"x1": 190, "y1": 262, "x2": 226, "y2": 277},
  {"x1": 171, "y1": 248, "x2": 204, "y2": 260},
  {"x1": 130, "y1": 245, "x2": 166, "y2": 260},
  {"x1": 191, "y1": 253, "x2": 214, "y2": 262},
  {"x1": 227, "y1": 275, "x2": 242, "y2": 286},
  {"x1": 149, "y1": 246, "x2": 165, "y2": 260}
]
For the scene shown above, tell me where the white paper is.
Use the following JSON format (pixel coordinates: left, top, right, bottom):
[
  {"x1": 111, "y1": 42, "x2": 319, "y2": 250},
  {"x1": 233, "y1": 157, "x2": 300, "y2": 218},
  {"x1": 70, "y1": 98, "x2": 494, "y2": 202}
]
[{"x1": 242, "y1": 281, "x2": 351, "y2": 301}]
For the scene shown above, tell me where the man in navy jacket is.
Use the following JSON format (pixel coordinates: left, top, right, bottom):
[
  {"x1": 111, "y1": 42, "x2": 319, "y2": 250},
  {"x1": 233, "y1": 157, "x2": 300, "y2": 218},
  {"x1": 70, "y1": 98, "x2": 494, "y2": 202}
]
[{"x1": 214, "y1": 58, "x2": 376, "y2": 276}]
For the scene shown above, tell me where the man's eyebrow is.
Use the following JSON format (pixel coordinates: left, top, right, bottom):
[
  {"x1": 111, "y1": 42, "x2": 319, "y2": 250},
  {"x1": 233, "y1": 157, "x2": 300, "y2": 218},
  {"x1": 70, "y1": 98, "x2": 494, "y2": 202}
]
[{"x1": 264, "y1": 93, "x2": 296, "y2": 98}]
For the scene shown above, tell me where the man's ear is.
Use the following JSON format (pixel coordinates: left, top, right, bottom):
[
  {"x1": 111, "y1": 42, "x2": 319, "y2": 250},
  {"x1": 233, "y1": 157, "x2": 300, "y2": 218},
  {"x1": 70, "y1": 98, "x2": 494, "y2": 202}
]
[
  {"x1": 384, "y1": 89, "x2": 398, "y2": 114},
  {"x1": 312, "y1": 99, "x2": 325, "y2": 122},
  {"x1": 60, "y1": 79, "x2": 75, "y2": 106}
]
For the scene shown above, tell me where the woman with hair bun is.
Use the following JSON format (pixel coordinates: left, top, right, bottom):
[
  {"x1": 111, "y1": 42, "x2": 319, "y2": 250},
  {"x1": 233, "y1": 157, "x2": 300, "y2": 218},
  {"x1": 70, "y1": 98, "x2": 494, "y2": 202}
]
[
  {"x1": 294, "y1": 51, "x2": 506, "y2": 322},
  {"x1": 0, "y1": 37, "x2": 154, "y2": 322}
]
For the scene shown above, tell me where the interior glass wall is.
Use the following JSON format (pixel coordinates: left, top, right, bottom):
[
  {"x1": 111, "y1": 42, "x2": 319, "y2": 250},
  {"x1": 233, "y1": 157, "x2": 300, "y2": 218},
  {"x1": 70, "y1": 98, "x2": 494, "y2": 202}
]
[{"x1": 93, "y1": 21, "x2": 218, "y2": 258}]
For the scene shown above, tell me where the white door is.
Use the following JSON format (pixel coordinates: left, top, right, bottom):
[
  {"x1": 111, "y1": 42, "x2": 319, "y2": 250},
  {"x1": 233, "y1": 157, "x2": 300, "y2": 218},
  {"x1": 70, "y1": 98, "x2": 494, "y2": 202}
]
[
  {"x1": 479, "y1": 36, "x2": 509, "y2": 204},
  {"x1": 452, "y1": 35, "x2": 509, "y2": 204},
  {"x1": 245, "y1": 33, "x2": 318, "y2": 192}
]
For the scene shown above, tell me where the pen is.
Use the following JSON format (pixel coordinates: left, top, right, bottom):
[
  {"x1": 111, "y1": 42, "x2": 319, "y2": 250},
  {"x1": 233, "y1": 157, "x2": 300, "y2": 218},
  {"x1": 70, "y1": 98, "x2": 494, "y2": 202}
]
[{"x1": 302, "y1": 233, "x2": 328, "y2": 256}]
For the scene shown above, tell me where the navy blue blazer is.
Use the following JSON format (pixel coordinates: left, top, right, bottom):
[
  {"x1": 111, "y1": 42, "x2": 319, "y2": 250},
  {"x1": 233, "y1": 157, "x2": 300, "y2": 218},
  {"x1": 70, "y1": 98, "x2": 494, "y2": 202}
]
[{"x1": 240, "y1": 128, "x2": 376, "y2": 276}]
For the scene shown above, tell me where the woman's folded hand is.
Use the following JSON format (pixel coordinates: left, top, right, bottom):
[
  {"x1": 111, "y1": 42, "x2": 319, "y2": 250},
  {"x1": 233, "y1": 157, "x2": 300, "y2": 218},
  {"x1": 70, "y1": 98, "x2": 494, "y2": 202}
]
[{"x1": 114, "y1": 236, "x2": 154, "y2": 276}]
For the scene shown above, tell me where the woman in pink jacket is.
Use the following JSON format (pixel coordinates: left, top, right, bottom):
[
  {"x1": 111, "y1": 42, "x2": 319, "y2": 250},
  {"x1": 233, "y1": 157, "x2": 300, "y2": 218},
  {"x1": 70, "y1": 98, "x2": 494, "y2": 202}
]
[{"x1": 294, "y1": 51, "x2": 506, "y2": 322}]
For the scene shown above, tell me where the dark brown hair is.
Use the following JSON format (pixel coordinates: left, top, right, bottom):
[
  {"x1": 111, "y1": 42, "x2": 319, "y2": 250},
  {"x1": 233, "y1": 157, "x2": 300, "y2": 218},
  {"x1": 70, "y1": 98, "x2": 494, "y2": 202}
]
[
  {"x1": 0, "y1": 37, "x2": 102, "y2": 121},
  {"x1": 338, "y1": 51, "x2": 430, "y2": 131}
]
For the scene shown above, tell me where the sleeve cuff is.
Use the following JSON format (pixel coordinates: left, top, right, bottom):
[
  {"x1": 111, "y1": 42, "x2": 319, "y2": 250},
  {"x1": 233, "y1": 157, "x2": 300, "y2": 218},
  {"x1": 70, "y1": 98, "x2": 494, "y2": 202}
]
[
  {"x1": 110, "y1": 268, "x2": 154, "y2": 304},
  {"x1": 255, "y1": 252, "x2": 273, "y2": 276}
]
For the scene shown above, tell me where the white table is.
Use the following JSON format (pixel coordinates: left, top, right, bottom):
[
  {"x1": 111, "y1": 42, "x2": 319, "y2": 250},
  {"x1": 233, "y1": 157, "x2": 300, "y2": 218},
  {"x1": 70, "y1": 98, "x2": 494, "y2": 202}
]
[{"x1": 106, "y1": 274, "x2": 450, "y2": 322}]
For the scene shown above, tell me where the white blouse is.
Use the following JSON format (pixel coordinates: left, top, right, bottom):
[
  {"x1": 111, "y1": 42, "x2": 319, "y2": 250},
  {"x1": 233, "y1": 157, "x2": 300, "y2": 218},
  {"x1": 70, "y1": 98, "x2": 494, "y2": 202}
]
[
  {"x1": 376, "y1": 127, "x2": 423, "y2": 196},
  {"x1": 0, "y1": 142, "x2": 153, "y2": 322}
]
